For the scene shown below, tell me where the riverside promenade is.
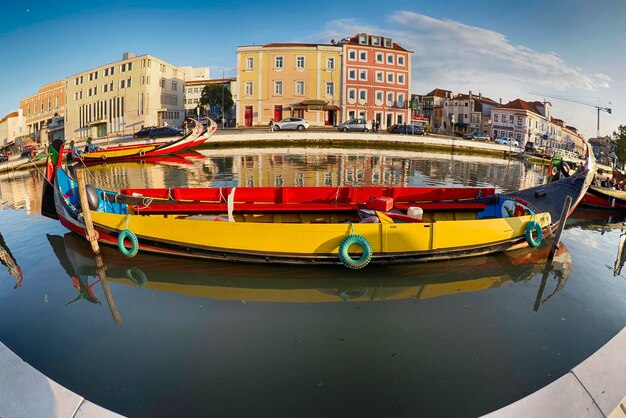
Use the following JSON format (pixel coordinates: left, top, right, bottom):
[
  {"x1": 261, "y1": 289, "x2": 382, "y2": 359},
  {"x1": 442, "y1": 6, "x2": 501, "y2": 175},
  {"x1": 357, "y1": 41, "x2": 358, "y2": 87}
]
[{"x1": 0, "y1": 128, "x2": 623, "y2": 417}]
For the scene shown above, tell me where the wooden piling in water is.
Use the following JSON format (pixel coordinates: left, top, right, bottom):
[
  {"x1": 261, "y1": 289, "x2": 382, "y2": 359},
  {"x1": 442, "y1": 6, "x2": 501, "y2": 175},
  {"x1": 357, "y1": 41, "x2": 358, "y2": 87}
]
[
  {"x1": 76, "y1": 169, "x2": 122, "y2": 324},
  {"x1": 548, "y1": 195, "x2": 573, "y2": 259}
]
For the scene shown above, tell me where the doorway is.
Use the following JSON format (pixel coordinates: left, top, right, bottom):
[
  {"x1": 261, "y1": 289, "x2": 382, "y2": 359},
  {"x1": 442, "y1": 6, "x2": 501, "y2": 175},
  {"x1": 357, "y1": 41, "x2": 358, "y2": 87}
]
[
  {"x1": 274, "y1": 106, "x2": 283, "y2": 122},
  {"x1": 244, "y1": 106, "x2": 253, "y2": 126}
]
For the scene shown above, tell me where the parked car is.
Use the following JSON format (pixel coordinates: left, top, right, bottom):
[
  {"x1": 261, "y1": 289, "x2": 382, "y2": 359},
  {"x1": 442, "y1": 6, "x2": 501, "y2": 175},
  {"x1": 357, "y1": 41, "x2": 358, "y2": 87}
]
[
  {"x1": 134, "y1": 126, "x2": 183, "y2": 139},
  {"x1": 274, "y1": 117, "x2": 309, "y2": 131},
  {"x1": 0, "y1": 154, "x2": 8, "y2": 163},
  {"x1": 338, "y1": 118, "x2": 369, "y2": 132},
  {"x1": 495, "y1": 138, "x2": 520, "y2": 148},
  {"x1": 388, "y1": 124, "x2": 424, "y2": 135},
  {"x1": 463, "y1": 131, "x2": 489, "y2": 141}
]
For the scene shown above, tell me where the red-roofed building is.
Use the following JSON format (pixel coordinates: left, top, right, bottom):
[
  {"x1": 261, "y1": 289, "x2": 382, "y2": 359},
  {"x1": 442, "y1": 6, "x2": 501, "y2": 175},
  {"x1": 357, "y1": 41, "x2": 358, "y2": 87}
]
[
  {"x1": 492, "y1": 98, "x2": 553, "y2": 147},
  {"x1": 341, "y1": 33, "x2": 412, "y2": 130}
]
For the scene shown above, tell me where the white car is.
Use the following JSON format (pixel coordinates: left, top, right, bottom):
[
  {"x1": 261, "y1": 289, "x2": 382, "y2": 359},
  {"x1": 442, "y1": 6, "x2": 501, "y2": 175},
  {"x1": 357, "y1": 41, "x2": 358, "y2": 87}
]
[
  {"x1": 495, "y1": 138, "x2": 520, "y2": 148},
  {"x1": 274, "y1": 117, "x2": 309, "y2": 131}
]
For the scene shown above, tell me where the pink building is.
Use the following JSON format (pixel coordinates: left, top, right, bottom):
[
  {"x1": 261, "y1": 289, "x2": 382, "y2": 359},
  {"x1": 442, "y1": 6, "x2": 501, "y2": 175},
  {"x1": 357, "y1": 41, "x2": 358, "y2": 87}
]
[{"x1": 341, "y1": 33, "x2": 412, "y2": 130}]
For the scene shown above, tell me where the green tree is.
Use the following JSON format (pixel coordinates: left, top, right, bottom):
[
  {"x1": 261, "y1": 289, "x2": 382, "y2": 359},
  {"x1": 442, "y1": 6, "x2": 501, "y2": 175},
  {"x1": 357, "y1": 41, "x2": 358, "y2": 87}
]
[
  {"x1": 612, "y1": 125, "x2": 626, "y2": 163},
  {"x1": 199, "y1": 84, "x2": 234, "y2": 120}
]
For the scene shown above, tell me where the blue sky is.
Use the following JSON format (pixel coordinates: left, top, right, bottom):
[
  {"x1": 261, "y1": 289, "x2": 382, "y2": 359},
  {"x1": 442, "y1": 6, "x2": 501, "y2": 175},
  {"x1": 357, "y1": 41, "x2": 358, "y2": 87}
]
[{"x1": 1, "y1": 0, "x2": 625, "y2": 137}]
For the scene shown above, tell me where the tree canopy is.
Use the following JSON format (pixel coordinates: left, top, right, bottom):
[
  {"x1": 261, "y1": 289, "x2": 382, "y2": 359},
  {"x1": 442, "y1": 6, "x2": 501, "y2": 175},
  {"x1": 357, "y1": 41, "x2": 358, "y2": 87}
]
[
  {"x1": 612, "y1": 125, "x2": 626, "y2": 163},
  {"x1": 199, "y1": 84, "x2": 234, "y2": 119}
]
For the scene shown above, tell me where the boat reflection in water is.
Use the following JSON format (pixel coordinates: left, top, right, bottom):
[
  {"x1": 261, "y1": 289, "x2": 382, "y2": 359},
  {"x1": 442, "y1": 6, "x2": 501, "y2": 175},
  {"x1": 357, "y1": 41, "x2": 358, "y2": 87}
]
[
  {"x1": 567, "y1": 207, "x2": 626, "y2": 277},
  {"x1": 0, "y1": 233, "x2": 23, "y2": 289},
  {"x1": 47, "y1": 232, "x2": 572, "y2": 318}
]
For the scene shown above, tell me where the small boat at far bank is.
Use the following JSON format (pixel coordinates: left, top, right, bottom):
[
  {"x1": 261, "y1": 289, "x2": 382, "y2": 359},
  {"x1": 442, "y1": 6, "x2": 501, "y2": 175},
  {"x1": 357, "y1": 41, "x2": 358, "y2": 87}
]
[{"x1": 74, "y1": 118, "x2": 216, "y2": 162}]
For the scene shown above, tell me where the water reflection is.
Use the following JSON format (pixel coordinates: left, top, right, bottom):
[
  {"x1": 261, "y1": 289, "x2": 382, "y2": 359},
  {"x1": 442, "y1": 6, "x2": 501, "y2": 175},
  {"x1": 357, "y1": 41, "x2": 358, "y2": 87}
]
[
  {"x1": 47, "y1": 231, "x2": 572, "y2": 311},
  {"x1": 1, "y1": 148, "x2": 549, "y2": 214},
  {"x1": 0, "y1": 233, "x2": 23, "y2": 289}
]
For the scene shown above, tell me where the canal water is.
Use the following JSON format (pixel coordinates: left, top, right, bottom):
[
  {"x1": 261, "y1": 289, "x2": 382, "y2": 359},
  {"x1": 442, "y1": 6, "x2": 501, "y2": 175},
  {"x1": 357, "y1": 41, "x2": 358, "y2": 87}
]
[{"x1": 0, "y1": 147, "x2": 625, "y2": 417}]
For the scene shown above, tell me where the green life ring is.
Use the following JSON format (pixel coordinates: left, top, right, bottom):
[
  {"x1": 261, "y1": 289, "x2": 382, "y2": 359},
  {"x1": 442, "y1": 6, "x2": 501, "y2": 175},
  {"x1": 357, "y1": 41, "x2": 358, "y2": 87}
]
[
  {"x1": 118, "y1": 229, "x2": 139, "y2": 258},
  {"x1": 338, "y1": 234, "x2": 373, "y2": 269},
  {"x1": 525, "y1": 221, "x2": 542, "y2": 247}
]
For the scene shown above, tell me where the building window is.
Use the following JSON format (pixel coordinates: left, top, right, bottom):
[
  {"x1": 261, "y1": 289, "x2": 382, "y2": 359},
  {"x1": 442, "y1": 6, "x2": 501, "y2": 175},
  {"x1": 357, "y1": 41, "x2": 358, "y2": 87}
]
[
  {"x1": 359, "y1": 34, "x2": 367, "y2": 44},
  {"x1": 387, "y1": 92, "x2": 394, "y2": 105},
  {"x1": 274, "y1": 80, "x2": 283, "y2": 95},
  {"x1": 348, "y1": 89, "x2": 356, "y2": 101},
  {"x1": 387, "y1": 54, "x2": 394, "y2": 65},
  {"x1": 386, "y1": 73, "x2": 394, "y2": 83},
  {"x1": 245, "y1": 57, "x2": 254, "y2": 70},
  {"x1": 121, "y1": 63, "x2": 126, "y2": 72},
  {"x1": 398, "y1": 74, "x2": 405, "y2": 84},
  {"x1": 384, "y1": 38, "x2": 392, "y2": 48},
  {"x1": 128, "y1": 62, "x2": 132, "y2": 71},
  {"x1": 104, "y1": 84, "x2": 108, "y2": 93},
  {"x1": 295, "y1": 80, "x2": 304, "y2": 96},
  {"x1": 296, "y1": 56, "x2": 305, "y2": 69},
  {"x1": 517, "y1": 116, "x2": 522, "y2": 126},
  {"x1": 375, "y1": 91, "x2": 383, "y2": 104},
  {"x1": 348, "y1": 50, "x2": 356, "y2": 60},
  {"x1": 398, "y1": 93, "x2": 405, "y2": 106},
  {"x1": 398, "y1": 56, "x2": 405, "y2": 66},
  {"x1": 172, "y1": 80, "x2": 177, "y2": 90},
  {"x1": 348, "y1": 69, "x2": 356, "y2": 80},
  {"x1": 359, "y1": 90, "x2": 366, "y2": 101},
  {"x1": 110, "y1": 67, "x2": 114, "y2": 76},
  {"x1": 187, "y1": 88, "x2": 192, "y2": 93},
  {"x1": 244, "y1": 81, "x2": 253, "y2": 96},
  {"x1": 371, "y1": 36, "x2": 380, "y2": 46},
  {"x1": 48, "y1": 99, "x2": 51, "y2": 111},
  {"x1": 494, "y1": 114, "x2": 498, "y2": 122},
  {"x1": 88, "y1": 87, "x2": 92, "y2": 96},
  {"x1": 509, "y1": 115, "x2": 514, "y2": 123},
  {"x1": 375, "y1": 53, "x2": 383, "y2": 63},
  {"x1": 326, "y1": 57, "x2": 335, "y2": 70},
  {"x1": 375, "y1": 71, "x2": 383, "y2": 82},
  {"x1": 127, "y1": 78, "x2": 131, "y2": 88},
  {"x1": 94, "y1": 86, "x2": 97, "y2": 95},
  {"x1": 359, "y1": 70, "x2": 367, "y2": 81},
  {"x1": 325, "y1": 82, "x2": 334, "y2": 96},
  {"x1": 109, "y1": 82, "x2": 113, "y2": 91},
  {"x1": 120, "y1": 80, "x2": 125, "y2": 89},
  {"x1": 275, "y1": 56, "x2": 283, "y2": 69},
  {"x1": 159, "y1": 78, "x2": 165, "y2": 88},
  {"x1": 359, "y1": 51, "x2": 367, "y2": 61},
  {"x1": 104, "y1": 68, "x2": 108, "y2": 77}
]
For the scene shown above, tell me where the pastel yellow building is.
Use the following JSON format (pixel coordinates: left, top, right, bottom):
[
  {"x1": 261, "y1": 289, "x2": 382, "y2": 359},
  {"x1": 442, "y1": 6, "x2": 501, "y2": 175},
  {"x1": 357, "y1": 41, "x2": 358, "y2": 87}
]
[
  {"x1": 65, "y1": 52, "x2": 185, "y2": 141},
  {"x1": 236, "y1": 43, "x2": 342, "y2": 127}
]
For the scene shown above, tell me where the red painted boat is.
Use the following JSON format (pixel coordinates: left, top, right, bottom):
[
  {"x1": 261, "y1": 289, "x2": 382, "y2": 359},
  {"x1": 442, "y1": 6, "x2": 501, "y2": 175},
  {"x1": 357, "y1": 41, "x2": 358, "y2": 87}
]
[
  {"x1": 582, "y1": 186, "x2": 626, "y2": 209},
  {"x1": 75, "y1": 118, "x2": 216, "y2": 162}
]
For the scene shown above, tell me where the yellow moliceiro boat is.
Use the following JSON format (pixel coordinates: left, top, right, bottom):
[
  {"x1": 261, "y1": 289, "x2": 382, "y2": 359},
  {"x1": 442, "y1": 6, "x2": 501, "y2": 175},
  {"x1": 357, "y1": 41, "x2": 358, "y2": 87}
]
[
  {"x1": 89, "y1": 209, "x2": 551, "y2": 264},
  {"x1": 42, "y1": 137, "x2": 593, "y2": 268}
]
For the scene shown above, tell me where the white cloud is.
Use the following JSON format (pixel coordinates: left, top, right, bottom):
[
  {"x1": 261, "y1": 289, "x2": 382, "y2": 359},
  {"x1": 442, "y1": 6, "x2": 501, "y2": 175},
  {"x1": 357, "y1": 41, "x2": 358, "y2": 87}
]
[{"x1": 308, "y1": 11, "x2": 616, "y2": 135}]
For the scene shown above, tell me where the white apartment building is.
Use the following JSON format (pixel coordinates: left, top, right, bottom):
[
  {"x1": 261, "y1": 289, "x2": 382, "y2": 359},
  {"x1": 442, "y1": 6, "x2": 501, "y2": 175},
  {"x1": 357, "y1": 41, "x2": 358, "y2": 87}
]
[
  {"x1": 0, "y1": 111, "x2": 24, "y2": 153},
  {"x1": 181, "y1": 67, "x2": 210, "y2": 117},
  {"x1": 65, "y1": 52, "x2": 185, "y2": 140},
  {"x1": 491, "y1": 99, "x2": 553, "y2": 147}
]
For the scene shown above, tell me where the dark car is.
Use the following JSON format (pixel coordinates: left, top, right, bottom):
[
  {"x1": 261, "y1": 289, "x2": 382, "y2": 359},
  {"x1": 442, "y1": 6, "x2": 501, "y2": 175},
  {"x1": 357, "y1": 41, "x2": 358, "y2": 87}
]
[
  {"x1": 463, "y1": 131, "x2": 489, "y2": 141},
  {"x1": 388, "y1": 124, "x2": 424, "y2": 135},
  {"x1": 134, "y1": 126, "x2": 183, "y2": 139},
  {"x1": 0, "y1": 154, "x2": 8, "y2": 163}
]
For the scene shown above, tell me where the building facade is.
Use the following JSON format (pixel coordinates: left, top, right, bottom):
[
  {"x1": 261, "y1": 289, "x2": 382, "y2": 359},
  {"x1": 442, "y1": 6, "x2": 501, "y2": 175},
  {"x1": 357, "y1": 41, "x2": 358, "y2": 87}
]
[
  {"x1": 184, "y1": 73, "x2": 237, "y2": 125},
  {"x1": 411, "y1": 88, "x2": 452, "y2": 133},
  {"x1": 342, "y1": 33, "x2": 412, "y2": 130},
  {"x1": 64, "y1": 52, "x2": 185, "y2": 140},
  {"x1": 19, "y1": 80, "x2": 65, "y2": 147},
  {"x1": 236, "y1": 43, "x2": 342, "y2": 127},
  {"x1": 0, "y1": 111, "x2": 24, "y2": 154}
]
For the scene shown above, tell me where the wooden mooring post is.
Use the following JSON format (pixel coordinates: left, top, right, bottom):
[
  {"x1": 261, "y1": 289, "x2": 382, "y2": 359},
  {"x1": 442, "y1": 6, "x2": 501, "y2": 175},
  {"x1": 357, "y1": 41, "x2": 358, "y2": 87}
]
[
  {"x1": 548, "y1": 195, "x2": 573, "y2": 260},
  {"x1": 76, "y1": 168, "x2": 122, "y2": 325}
]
